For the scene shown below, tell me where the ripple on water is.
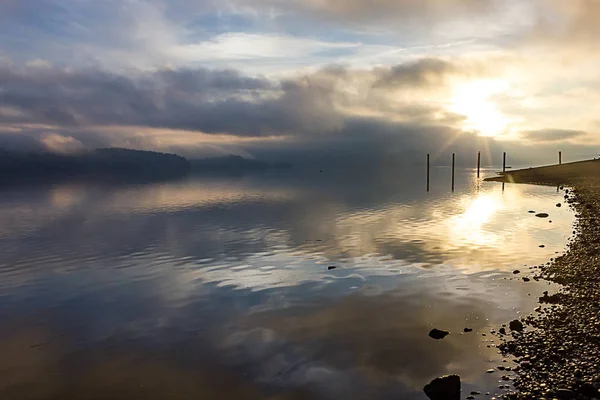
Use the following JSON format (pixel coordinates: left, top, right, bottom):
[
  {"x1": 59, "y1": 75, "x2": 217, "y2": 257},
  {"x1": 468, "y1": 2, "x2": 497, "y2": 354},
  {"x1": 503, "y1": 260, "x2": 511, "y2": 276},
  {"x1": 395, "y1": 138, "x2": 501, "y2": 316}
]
[{"x1": 0, "y1": 171, "x2": 576, "y2": 399}]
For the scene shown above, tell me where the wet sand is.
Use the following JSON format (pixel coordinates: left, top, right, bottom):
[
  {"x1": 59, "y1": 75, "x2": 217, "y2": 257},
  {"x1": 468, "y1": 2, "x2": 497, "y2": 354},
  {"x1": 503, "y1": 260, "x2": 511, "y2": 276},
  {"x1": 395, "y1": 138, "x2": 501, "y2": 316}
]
[{"x1": 490, "y1": 178, "x2": 600, "y2": 399}]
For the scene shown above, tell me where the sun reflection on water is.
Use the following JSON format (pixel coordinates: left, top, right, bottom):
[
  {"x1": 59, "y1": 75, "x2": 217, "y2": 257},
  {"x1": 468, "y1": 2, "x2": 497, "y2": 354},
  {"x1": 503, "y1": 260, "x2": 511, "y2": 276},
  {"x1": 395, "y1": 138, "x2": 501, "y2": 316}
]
[
  {"x1": 449, "y1": 192, "x2": 504, "y2": 246},
  {"x1": 0, "y1": 171, "x2": 575, "y2": 400}
]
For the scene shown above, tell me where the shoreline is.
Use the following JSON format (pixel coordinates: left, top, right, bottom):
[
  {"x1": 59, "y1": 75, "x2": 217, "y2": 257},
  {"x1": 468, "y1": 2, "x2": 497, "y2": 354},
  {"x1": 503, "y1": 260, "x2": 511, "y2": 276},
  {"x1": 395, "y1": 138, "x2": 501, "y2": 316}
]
[
  {"x1": 492, "y1": 179, "x2": 600, "y2": 399},
  {"x1": 484, "y1": 159, "x2": 600, "y2": 185}
]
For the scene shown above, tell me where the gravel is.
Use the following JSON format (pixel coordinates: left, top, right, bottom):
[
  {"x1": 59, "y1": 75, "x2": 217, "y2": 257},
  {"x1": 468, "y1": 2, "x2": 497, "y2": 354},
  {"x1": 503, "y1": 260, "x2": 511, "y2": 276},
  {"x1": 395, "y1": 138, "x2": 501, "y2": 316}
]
[{"x1": 495, "y1": 180, "x2": 600, "y2": 399}]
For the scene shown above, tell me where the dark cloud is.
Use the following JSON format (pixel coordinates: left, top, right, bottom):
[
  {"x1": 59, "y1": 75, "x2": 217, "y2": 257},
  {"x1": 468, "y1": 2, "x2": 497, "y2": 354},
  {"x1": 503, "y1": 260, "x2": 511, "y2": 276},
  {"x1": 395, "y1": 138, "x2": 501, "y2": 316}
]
[
  {"x1": 371, "y1": 57, "x2": 495, "y2": 91},
  {"x1": 1, "y1": 61, "x2": 467, "y2": 139},
  {"x1": 373, "y1": 58, "x2": 459, "y2": 89},
  {"x1": 251, "y1": 0, "x2": 499, "y2": 23},
  {"x1": 521, "y1": 129, "x2": 587, "y2": 142},
  {"x1": 0, "y1": 65, "x2": 284, "y2": 135},
  {"x1": 0, "y1": 132, "x2": 50, "y2": 152},
  {"x1": 4, "y1": 60, "x2": 593, "y2": 167},
  {"x1": 0, "y1": 60, "x2": 522, "y2": 166},
  {"x1": 154, "y1": 68, "x2": 272, "y2": 92}
]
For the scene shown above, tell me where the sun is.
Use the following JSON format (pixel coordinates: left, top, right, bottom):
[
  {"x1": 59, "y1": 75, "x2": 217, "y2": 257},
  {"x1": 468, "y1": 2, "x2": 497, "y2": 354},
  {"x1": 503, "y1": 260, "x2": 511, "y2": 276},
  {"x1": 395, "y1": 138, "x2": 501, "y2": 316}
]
[{"x1": 450, "y1": 79, "x2": 508, "y2": 137}]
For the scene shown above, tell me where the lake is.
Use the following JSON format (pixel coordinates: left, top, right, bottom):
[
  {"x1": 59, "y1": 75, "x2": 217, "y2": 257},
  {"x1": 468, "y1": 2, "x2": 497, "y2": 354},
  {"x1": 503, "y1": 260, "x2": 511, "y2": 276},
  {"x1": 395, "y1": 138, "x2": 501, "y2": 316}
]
[{"x1": 0, "y1": 167, "x2": 573, "y2": 399}]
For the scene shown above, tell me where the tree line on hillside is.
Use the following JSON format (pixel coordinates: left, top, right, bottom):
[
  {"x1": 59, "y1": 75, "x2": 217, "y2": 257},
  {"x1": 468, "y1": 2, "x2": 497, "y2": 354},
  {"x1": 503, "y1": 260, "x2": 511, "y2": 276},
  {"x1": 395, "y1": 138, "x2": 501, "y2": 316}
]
[
  {"x1": 0, "y1": 148, "x2": 191, "y2": 183},
  {"x1": 0, "y1": 149, "x2": 292, "y2": 184}
]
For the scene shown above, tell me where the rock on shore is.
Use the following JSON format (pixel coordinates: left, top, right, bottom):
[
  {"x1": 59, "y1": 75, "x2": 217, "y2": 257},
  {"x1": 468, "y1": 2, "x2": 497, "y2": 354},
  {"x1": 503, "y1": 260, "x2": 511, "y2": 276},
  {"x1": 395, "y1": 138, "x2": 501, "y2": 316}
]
[{"x1": 497, "y1": 181, "x2": 600, "y2": 399}]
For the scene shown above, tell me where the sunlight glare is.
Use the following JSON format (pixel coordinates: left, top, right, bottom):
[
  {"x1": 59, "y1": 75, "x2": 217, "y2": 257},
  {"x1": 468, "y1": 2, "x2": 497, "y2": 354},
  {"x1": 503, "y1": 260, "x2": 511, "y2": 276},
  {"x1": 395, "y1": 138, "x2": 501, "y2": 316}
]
[
  {"x1": 449, "y1": 193, "x2": 503, "y2": 247},
  {"x1": 451, "y1": 79, "x2": 508, "y2": 137},
  {"x1": 462, "y1": 195, "x2": 497, "y2": 227}
]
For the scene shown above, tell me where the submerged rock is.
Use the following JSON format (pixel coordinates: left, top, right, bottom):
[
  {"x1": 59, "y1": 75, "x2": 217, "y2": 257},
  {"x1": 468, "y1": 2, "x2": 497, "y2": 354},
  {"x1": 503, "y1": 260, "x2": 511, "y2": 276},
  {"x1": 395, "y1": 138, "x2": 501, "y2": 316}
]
[
  {"x1": 423, "y1": 374, "x2": 461, "y2": 400},
  {"x1": 556, "y1": 203, "x2": 562, "y2": 207},
  {"x1": 429, "y1": 328, "x2": 450, "y2": 340},
  {"x1": 463, "y1": 327, "x2": 473, "y2": 333}
]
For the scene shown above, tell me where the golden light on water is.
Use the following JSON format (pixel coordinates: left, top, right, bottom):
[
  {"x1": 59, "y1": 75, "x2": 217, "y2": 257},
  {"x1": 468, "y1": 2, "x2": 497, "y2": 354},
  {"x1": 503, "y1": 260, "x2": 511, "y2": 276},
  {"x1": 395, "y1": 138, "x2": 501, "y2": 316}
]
[
  {"x1": 447, "y1": 192, "x2": 504, "y2": 247},
  {"x1": 451, "y1": 79, "x2": 509, "y2": 137},
  {"x1": 461, "y1": 195, "x2": 499, "y2": 227}
]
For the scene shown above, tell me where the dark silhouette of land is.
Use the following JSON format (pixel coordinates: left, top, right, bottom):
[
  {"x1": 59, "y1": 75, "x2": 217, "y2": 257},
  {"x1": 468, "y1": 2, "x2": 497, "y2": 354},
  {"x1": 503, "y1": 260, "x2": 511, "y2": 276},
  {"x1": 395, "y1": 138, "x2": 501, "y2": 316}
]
[
  {"x1": 0, "y1": 148, "x2": 191, "y2": 183},
  {"x1": 0, "y1": 149, "x2": 293, "y2": 185}
]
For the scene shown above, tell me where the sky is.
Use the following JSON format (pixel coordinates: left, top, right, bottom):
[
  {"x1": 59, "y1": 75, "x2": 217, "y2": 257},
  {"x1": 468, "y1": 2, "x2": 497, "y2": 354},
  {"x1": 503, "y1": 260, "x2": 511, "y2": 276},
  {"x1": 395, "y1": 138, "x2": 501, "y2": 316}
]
[{"x1": 1, "y1": 0, "x2": 600, "y2": 165}]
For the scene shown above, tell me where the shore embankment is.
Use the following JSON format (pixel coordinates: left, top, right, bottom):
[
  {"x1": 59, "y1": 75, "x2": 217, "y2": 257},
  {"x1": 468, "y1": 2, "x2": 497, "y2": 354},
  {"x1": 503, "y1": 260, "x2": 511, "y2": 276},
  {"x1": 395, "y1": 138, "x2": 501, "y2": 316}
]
[
  {"x1": 484, "y1": 159, "x2": 600, "y2": 185},
  {"x1": 485, "y1": 162, "x2": 600, "y2": 399}
]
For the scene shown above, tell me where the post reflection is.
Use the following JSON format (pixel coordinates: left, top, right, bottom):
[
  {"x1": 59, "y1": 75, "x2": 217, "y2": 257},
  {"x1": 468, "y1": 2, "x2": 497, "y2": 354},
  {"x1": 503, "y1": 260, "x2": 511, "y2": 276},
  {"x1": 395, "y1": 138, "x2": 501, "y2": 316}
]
[{"x1": 0, "y1": 169, "x2": 573, "y2": 399}]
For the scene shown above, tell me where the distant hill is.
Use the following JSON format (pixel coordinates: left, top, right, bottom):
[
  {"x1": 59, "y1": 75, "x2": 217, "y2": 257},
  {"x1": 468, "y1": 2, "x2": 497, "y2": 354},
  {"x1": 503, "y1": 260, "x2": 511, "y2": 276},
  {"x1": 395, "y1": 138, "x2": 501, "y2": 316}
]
[
  {"x1": 0, "y1": 148, "x2": 191, "y2": 183},
  {"x1": 189, "y1": 155, "x2": 292, "y2": 172}
]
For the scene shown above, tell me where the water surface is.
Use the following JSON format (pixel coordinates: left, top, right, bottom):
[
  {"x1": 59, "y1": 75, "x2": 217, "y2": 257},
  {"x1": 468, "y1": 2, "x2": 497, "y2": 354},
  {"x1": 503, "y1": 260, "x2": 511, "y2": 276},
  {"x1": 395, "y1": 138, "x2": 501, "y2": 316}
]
[{"x1": 0, "y1": 167, "x2": 573, "y2": 399}]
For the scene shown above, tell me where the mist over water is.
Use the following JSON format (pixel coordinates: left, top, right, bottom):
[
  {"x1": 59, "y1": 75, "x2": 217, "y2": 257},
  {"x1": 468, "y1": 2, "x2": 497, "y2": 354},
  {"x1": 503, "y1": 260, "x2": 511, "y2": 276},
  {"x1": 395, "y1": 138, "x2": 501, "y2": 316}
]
[{"x1": 0, "y1": 167, "x2": 574, "y2": 399}]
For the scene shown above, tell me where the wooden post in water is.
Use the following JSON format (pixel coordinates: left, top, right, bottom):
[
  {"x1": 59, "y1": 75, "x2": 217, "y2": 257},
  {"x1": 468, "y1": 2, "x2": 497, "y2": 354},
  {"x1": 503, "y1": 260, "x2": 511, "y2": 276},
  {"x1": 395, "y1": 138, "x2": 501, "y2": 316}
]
[
  {"x1": 451, "y1": 153, "x2": 455, "y2": 192},
  {"x1": 477, "y1": 151, "x2": 481, "y2": 178},
  {"x1": 502, "y1": 152, "x2": 506, "y2": 192},
  {"x1": 426, "y1": 153, "x2": 430, "y2": 192},
  {"x1": 559, "y1": 151, "x2": 562, "y2": 165}
]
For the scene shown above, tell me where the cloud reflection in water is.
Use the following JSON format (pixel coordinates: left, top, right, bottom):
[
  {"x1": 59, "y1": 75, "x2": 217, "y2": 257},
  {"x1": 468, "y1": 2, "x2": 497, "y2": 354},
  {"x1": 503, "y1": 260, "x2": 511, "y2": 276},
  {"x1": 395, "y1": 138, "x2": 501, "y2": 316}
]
[{"x1": 0, "y1": 169, "x2": 573, "y2": 399}]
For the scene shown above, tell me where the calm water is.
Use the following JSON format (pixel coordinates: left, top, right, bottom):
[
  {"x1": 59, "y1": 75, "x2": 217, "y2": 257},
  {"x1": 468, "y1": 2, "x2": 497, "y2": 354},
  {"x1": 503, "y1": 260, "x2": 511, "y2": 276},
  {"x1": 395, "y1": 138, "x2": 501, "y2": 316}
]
[{"x1": 0, "y1": 167, "x2": 573, "y2": 399}]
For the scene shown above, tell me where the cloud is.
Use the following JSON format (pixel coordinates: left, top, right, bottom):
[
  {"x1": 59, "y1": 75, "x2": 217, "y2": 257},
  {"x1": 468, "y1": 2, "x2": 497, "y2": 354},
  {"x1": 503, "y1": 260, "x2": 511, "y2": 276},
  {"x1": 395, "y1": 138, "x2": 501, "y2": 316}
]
[
  {"x1": 520, "y1": 129, "x2": 587, "y2": 142},
  {"x1": 0, "y1": 0, "x2": 181, "y2": 68},
  {"x1": 0, "y1": 64, "x2": 282, "y2": 135},
  {"x1": 0, "y1": 132, "x2": 50, "y2": 153},
  {"x1": 0, "y1": 58, "x2": 497, "y2": 162},
  {"x1": 529, "y1": 0, "x2": 600, "y2": 50},
  {"x1": 248, "y1": 0, "x2": 500, "y2": 23},
  {"x1": 373, "y1": 58, "x2": 460, "y2": 89},
  {"x1": 39, "y1": 133, "x2": 85, "y2": 153},
  {"x1": 0, "y1": 0, "x2": 529, "y2": 74},
  {"x1": 172, "y1": 33, "x2": 361, "y2": 61},
  {"x1": 372, "y1": 57, "x2": 497, "y2": 91},
  {"x1": 1, "y1": 56, "x2": 597, "y2": 165},
  {"x1": 2, "y1": 59, "x2": 478, "y2": 139}
]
